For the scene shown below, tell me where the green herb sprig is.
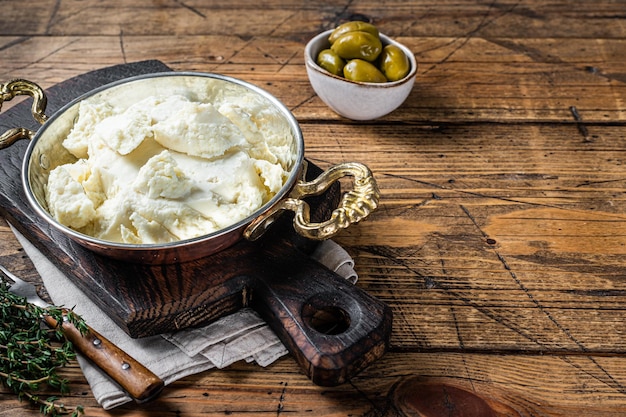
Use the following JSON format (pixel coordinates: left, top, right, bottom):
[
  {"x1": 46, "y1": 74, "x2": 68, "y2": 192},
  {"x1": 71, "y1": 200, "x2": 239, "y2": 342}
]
[{"x1": 0, "y1": 280, "x2": 85, "y2": 416}]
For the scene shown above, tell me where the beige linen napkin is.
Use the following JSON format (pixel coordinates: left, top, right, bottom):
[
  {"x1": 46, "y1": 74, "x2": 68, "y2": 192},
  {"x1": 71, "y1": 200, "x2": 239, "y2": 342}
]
[{"x1": 10, "y1": 225, "x2": 357, "y2": 410}]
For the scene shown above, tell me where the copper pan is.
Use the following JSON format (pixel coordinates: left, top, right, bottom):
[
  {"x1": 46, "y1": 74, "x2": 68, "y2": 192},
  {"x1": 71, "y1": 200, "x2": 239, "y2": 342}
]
[{"x1": 0, "y1": 72, "x2": 379, "y2": 264}]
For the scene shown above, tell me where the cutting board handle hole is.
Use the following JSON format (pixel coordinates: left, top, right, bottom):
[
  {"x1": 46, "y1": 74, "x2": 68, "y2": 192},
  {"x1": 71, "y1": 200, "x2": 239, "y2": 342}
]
[{"x1": 302, "y1": 304, "x2": 351, "y2": 335}]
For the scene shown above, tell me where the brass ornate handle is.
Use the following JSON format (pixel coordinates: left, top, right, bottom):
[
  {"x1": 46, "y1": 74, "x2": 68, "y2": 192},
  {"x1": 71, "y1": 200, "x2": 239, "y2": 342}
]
[
  {"x1": 245, "y1": 161, "x2": 380, "y2": 241},
  {"x1": 0, "y1": 79, "x2": 48, "y2": 148}
]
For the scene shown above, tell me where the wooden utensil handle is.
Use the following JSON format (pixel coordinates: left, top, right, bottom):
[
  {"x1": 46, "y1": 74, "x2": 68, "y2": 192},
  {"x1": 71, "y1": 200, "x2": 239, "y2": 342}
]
[
  {"x1": 43, "y1": 312, "x2": 164, "y2": 403},
  {"x1": 251, "y1": 249, "x2": 392, "y2": 386}
]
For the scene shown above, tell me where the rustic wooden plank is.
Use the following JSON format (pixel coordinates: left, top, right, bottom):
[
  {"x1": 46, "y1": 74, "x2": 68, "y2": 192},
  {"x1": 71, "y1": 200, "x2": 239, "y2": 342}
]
[
  {"x1": 3, "y1": 352, "x2": 626, "y2": 417},
  {"x1": 3, "y1": 0, "x2": 626, "y2": 39},
  {"x1": 2, "y1": 35, "x2": 624, "y2": 122},
  {"x1": 292, "y1": 122, "x2": 626, "y2": 353}
]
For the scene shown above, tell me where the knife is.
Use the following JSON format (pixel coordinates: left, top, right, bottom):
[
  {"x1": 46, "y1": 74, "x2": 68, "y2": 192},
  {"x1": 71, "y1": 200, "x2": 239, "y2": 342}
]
[{"x1": 0, "y1": 264, "x2": 164, "y2": 403}]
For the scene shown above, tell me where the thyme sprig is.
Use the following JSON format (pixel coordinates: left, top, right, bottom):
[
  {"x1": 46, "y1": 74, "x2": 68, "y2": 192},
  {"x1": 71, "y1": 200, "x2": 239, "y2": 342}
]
[{"x1": 0, "y1": 280, "x2": 85, "y2": 416}]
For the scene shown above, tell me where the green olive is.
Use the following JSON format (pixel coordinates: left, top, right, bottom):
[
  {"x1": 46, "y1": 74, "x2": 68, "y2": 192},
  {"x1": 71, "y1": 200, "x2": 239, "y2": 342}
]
[
  {"x1": 343, "y1": 59, "x2": 388, "y2": 83},
  {"x1": 330, "y1": 31, "x2": 383, "y2": 62},
  {"x1": 316, "y1": 49, "x2": 346, "y2": 76},
  {"x1": 379, "y1": 44, "x2": 411, "y2": 81},
  {"x1": 328, "y1": 21, "x2": 379, "y2": 44}
]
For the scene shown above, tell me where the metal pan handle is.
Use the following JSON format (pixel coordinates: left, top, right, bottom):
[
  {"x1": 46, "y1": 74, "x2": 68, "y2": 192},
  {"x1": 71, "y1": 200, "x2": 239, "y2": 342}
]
[
  {"x1": 0, "y1": 79, "x2": 48, "y2": 148},
  {"x1": 245, "y1": 161, "x2": 380, "y2": 241}
]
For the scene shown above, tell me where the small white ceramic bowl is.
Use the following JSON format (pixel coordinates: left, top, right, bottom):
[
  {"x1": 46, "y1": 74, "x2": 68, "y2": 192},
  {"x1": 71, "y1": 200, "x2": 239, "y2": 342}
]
[{"x1": 304, "y1": 29, "x2": 417, "y2": 120}]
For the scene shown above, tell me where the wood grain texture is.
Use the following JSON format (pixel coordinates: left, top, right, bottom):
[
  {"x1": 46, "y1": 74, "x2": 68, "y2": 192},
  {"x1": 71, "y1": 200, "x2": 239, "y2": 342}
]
[
  {"x1": 1, "y1": 0, "x2": 626, "y2": 415},
  {"x1": 3, "y1": 352, "x2": 626, "y2": 417}
]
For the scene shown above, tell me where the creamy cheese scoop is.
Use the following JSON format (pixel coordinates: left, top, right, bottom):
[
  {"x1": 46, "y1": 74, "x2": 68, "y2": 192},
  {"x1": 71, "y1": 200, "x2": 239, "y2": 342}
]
[{"x1": 45, "y1": 92, "x2": 296, "y2": 244}]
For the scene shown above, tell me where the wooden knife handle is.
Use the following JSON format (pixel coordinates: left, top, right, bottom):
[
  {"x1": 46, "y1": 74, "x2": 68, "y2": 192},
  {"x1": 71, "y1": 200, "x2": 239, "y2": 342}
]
[{"x1": 43, "y1": 311, "x2": 164, "y2": 403}]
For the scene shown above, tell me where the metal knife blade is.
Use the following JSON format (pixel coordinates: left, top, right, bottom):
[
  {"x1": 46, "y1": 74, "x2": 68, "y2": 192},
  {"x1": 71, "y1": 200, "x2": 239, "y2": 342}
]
[{"x1": 0, "y1": 264, "x2": 164, "y2": 403}]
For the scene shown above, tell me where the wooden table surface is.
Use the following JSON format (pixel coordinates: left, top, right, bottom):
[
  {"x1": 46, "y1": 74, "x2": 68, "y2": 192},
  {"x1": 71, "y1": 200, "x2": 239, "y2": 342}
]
[{"x1": 2, "y1": 1, "x2": 626, "y2": 416}]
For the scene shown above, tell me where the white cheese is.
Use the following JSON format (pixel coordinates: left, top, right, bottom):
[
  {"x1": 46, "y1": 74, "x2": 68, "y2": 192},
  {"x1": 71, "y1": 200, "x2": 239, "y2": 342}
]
[{"x1": 45, "y1": 88, "x2": 296, "y2": 244}]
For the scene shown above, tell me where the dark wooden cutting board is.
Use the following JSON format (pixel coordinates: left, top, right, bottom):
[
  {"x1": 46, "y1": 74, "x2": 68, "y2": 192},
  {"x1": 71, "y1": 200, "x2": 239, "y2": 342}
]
[{"x1": 0, "y1": 61, "x2": 392, "y2": 386}]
